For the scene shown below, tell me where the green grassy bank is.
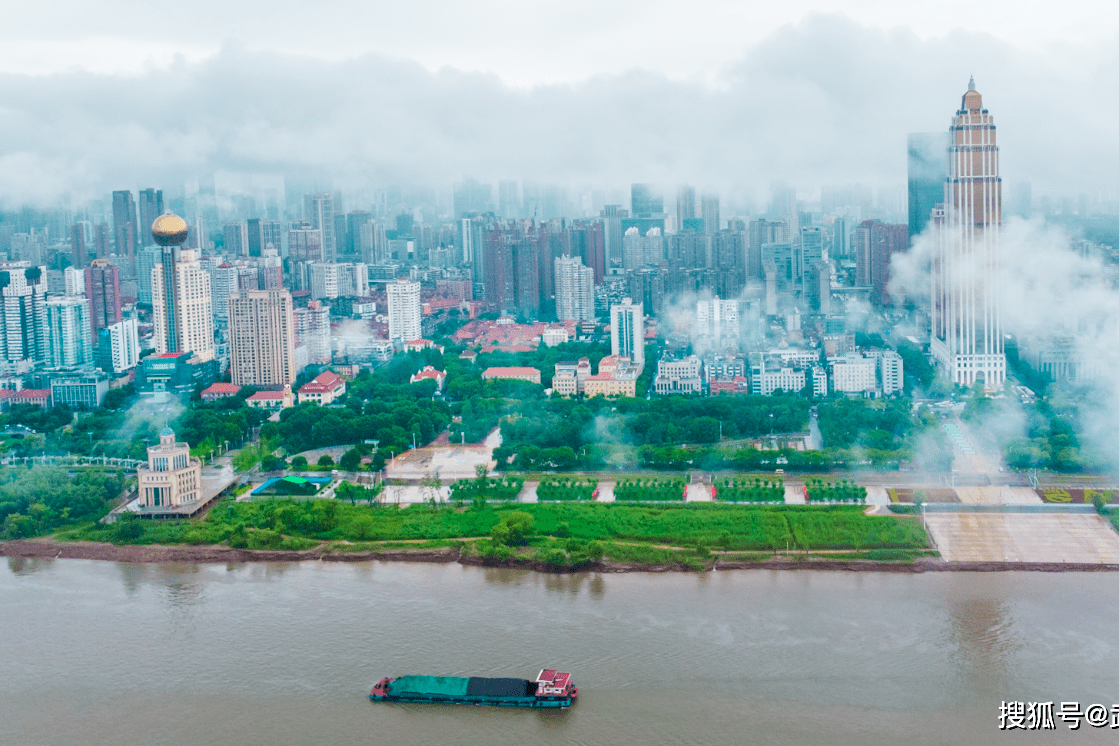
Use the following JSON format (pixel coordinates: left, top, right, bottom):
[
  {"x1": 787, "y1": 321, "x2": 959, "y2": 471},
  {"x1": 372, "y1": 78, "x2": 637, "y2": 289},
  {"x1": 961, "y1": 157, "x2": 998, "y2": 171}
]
[{"x1": 57, "y1": 499, "x2": 930, "y2": 567}]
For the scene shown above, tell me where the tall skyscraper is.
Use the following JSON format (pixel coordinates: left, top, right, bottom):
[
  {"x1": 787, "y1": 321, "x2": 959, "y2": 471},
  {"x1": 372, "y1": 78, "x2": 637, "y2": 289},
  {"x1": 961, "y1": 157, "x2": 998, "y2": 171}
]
[
  {"x1": 630, "y1": 184, "x2": 663, "y2": 218},
  {"x1": 228, "y1": 289, "x2": 296, "y2": 387},
  {"x1": 150, "y1": 215, "x2": 215, "y2": 362},
  {"x1": 676, "y1": 185, "x2": 696, "y2": 230},
  {"x1": 288, "y1": 223, "x2": 323, "y2": 266},
  {"x1": 85, "y1": 258, "x2": 122, "y2": 342},
  {"x1": 701, "y1": 193, "x2": 720, "y2": 235},
  {"x1": 387, "y1": 278, "x2": 421, "y2": 343},
  {"x1": 931, "y1": 78, "x2": 1005, "y2": 389},
  {"x1": 112, "y1": 190, "x2": 138, "y2": 278},
  {"x1": 70, "y1": 224, "x2": 87, "y2": 269},
  {"x1": 907, "y1": 132, "x2": 950, "y2": 239},
  {"x1": 610, "y1": 297, "x2": 644, "y2": 369},
  {"x1": 554, "y1": 255, "x2": 594, "y2": 321},
  {"x1": 0, "y1": 262, "x2": 48, "y2": 364},
  {"x1": 137, "y1": 188, "x2": 164, "y2": 242},
  {"x1": 303, "y1": 193, "x2": 336, "y2": 262},
  {"x1": 293, "y1": 301, "x2": 331, "y2": 364},
  {"x1": 46, "y1": 296, "x2": 92, "y2": 367},
  {"x1": 223, "y1": 221, "x2": 248, "y2": 258}
]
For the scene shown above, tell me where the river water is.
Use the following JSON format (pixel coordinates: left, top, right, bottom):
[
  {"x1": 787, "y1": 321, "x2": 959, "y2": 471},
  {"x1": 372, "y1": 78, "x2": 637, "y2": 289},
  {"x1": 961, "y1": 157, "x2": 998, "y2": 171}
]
[{"x1": 3, "y1": 559, "x2": 1117, "y2": 745}]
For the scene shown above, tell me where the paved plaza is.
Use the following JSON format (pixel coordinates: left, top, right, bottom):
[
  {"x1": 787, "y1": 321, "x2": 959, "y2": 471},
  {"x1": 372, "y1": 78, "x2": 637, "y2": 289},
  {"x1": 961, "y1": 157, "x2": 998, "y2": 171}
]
[{"x1": 925, "y1": 512, "x2": 1119, "y2": 564}]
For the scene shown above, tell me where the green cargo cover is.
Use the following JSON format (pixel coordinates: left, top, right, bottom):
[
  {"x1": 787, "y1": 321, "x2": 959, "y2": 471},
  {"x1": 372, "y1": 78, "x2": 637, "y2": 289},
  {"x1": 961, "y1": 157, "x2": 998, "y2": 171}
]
[{"x1": 388, "y1": 676, "x2": 471, "y2": 697}]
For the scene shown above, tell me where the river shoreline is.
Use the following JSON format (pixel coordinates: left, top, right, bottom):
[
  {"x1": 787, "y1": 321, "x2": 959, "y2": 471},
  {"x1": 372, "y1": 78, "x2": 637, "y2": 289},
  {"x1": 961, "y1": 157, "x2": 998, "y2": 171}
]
[{"x1": 4, "y1": 537, "x2": 1119, "y2": 573}]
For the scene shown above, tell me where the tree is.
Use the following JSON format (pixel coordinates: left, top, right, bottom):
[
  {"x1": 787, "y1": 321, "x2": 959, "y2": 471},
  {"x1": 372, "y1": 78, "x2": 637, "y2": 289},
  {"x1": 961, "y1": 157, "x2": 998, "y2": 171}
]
[
  {"x1": 490, "y1": 511, "x2": 534, "y2": 546},
  {"x1": 339, "y1": 448, "x2": 361, "y2": 471},
  {"x1": 317, "y1": 454, "x2": 335, "y2": 468},
  {"x1": 291, "y1": 455, "x2": 308, "y2": 470}
]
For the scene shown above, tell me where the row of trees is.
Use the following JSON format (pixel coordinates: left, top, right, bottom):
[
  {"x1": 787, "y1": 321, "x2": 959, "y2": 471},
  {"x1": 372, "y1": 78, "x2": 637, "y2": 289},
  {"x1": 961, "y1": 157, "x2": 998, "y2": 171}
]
[
  {"x1": 714, "y1": 478, "x2": 784, "y2": 503},
  {"x1": 613, "y1": 478, "x2": 687, "y2": 502},
  {"x1": 536, "y1": 478, "x2": 597, "y2": 501}
]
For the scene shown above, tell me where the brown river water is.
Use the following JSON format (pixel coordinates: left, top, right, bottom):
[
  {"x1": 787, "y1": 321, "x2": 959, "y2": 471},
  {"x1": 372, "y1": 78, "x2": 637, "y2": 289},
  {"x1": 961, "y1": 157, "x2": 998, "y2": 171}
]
[{"x1": 3, "y1": 559, "x2": 1117, "y2": 745}]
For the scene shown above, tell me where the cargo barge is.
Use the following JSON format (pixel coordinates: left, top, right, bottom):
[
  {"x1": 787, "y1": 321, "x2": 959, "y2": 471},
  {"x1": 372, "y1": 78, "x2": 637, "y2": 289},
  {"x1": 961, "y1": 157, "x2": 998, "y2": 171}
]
[{"x1": 370, "y1": 669, "x2": 577, "y2": 708}]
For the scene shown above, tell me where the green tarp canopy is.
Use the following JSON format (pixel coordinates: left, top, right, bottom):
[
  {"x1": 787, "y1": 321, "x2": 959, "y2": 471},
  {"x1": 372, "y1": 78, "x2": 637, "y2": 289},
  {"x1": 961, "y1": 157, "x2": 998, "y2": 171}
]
[
  {"x1": 388, "y1": 676, "x2": 470, "y2": 697},
  {"x1": 282, "y1": 477, "x2": 310, "y2": 484}
]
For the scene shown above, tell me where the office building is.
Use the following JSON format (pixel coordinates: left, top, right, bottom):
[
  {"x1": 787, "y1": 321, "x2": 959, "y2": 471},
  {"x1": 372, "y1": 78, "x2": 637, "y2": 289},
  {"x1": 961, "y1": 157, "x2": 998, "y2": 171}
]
[
  {"x1": 387, "y1": 278, "x2": 421, "y2": 343},
  {"x1": 150, "y1": 215, "x2": 215, "y2": 362},
  {"x1": 676, "y1": 185, "x2": 696, "y2": 229},
  {"x1": 610, "y1": 297, "x2": 644, "y2": 369},
  {"x1": 931, "y1": 78, "x2": 1006, "y2": 388},
  {"x1": 0, "y1": 262, "x2": 48, "y2": 364},
  {"x1": 554, "y1": 255, "x2": 595, "y2": 322},
  {"x1": 701, "y1": 193, "x2": 720, "y2": 234},
  {"x1": 70, "y1": 224, "x2": 87, "y2": 268},
  {"x1": 46, "y1": 296, "x2": 92, "y2": 367},
  {"x1": 112, "y1": 190, "x2": 138, "y2": 277},
  {"x1": 98, "y1": 318, "x2": 141, "y2": 374},
  {"x1": 50, "y1": 369, "x2": 109, "y2": 409},
  {"x1": 653, "y1": 355, "x2": 703, "y2": 395},
  {"x1": 907, "y1": 132, "x2": 950, "y2": 239},
  {"x1": 228, "y1": 289, "x2": 296, "y2": 387}
]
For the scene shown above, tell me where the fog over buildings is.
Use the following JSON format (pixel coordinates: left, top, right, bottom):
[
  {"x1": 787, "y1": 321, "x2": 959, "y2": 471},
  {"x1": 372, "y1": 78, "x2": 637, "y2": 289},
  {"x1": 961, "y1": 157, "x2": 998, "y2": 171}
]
[{"x1": 2, "y1": 14, "x2": 1119, "y2": 204}]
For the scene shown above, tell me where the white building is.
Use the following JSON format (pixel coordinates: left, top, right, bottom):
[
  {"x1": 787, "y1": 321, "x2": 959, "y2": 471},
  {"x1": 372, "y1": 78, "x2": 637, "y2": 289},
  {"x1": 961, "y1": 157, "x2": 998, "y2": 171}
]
[
  {"x1": 610, "y1": 297, "x2": 644, "y2": 370},
  {"x1": 750, "y1": 365, "x2": 805, "y2": 396},
  {"x1": 875, "y1": 350, "x2": 904, "y2": 396},
  {"x1": 309, "y1": 262, "x2": 369, "y2": 300},
  {"x1": 63, "y1": 266, "x2": 85, "y2": 296},
  {"x1": 293, "y1": 301, "x2": 331, "y2": 365},
  {"x1": 695, "y1": 297, "x2": 739, "y2": 347},
  {"x1": 830, "y1": 353, "x2": 879, "y2": 395},
  {"x1": 152, "y1": 247, "x2": 215, "y2": 362},
  {"x1": 0, "y1": 262, "x2": 48, "y2": 365},
  {"x1": 554, "y1": 256, "x2": 595, "y2": 321},
  {"x1": 654, "y1": 355, "x2": 703, "y2": 395},
  {"x1": 46, "y1": 296, "x2": 92, "y2": 367},
  {"x1": 387, "y1": 278, "x2": 422, "y2": 344},
  {"x1": 98, "y1": 318, "x2": 140, "y2": 374}
]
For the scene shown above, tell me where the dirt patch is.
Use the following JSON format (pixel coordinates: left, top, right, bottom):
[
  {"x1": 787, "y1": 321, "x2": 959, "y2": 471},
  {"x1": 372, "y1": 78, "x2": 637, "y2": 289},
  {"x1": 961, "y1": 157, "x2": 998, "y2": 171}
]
[{"x1": 888, "y1": 488, "x2": 959, "y2": 503}]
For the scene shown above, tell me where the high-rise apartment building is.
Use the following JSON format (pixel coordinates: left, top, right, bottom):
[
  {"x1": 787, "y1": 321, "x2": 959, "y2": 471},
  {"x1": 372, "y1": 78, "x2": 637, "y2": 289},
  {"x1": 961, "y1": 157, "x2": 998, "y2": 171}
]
[
  {"x1": 46, "y1": 296, "x2": 92, "y2": 367},
  {"x1": 228, "y1": 289, "x2": 296, "y2": 387},
  {"x1": 293, "y1": 301, "x2": 331, "y2": 364},
  {"x1": 0, "y1": 262, "x2": 48, "y2": 364},
  {"x1": 907, "y1": 132, "x2": 950, "y2": 239},
  {"x1": 70, "y1": 224, "x2": 87, "y2": 269},
  {"x1": 554, "y1": 255, "x2": 595, "y2": 321},
  {"x1": 151, "y1": 218, "x2": 215, "y2": 362},
  {"x1": 387, "y1": 278, "x2": 421, "y2": 343},
  {"x1": 85, "y1": 258, "x2": 121, "y2": 341},
  {"x1": 695, "y1": 297, "x2": 739, "y2": 345},
  {"x1": 98, "y1": 318, "x2": 140, "y2": 374},
  {"x1": 288, "y1": 223, "x2": 323, "y2": 266},
  {"x1": 308, "y1": 262, "x2": 369, "y2": 300},
  {"x1": 63, "y1": 267, "x2": 85, "y2": 297},
  {"x1": 931, "y1": 78, "x2": 1006, "y2": 389},
  {"x1": 610, "y1": 297, "x2": 644, "y2": 369}
]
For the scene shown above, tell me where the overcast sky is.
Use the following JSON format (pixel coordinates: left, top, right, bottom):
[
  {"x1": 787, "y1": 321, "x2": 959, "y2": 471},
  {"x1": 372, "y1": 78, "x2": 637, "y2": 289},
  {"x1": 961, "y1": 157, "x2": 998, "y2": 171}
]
[{"x1": 2, "y1": 2, "x2": 1117, "y2": 205}]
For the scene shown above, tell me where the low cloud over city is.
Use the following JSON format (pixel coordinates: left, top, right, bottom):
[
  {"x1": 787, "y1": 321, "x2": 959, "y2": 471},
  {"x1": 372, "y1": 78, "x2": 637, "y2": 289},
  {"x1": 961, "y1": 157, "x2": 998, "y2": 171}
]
[{"x1": 1, "y1": 14, "x2": 1117, "y2": 204}]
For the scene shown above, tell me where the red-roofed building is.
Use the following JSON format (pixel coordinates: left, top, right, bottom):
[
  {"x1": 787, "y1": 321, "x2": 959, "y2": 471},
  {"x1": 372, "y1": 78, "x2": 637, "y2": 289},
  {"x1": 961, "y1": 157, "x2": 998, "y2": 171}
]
[
  {"x1": 481, "y1": 366, "x2": 541, "y2": 384},
  {"x1": 246, "y1": 386, "x2": 294, "y2": 410},
  {"x1": 8, "y1": 389, "x2": 52, "y2": 409},
  {"x1": 709, "y1": 376, "x2": 750, "y2": 395},
  {"x1": 404, "y1": 338, "x2": 445, "y2": 353},
  {"x1": 297, "y1": 371, "x2": 346, "y2": 405},
  {"x1": 409, "y1": 365, "x2": 446, "y2": 392},
  {"x1": 201, "y1": 382, "x2": 242, "y2": 402}
]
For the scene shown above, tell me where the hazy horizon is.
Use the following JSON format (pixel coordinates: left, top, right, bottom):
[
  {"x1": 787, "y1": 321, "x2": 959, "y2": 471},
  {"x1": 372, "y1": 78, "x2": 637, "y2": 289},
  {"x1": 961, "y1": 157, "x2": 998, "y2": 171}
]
[{"x1": 2, "y1": 12, "x2": 1118, "y2": 207}]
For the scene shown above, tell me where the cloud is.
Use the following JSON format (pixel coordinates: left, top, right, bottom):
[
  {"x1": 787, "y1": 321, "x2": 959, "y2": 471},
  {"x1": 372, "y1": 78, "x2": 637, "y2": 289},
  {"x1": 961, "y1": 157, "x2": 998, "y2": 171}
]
[{"x1": 0, "y1": 15, "x2": 1116, "y2": 206}]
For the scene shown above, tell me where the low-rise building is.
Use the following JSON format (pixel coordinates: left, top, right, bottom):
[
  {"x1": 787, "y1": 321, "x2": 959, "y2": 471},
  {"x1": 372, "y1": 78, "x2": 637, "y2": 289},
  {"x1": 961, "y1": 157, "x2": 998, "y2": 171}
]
[
  {"x1": 135, "y1": 352, "x2": 219, "y2": 396},
  {"x1": 654, "y1": 355, "x2": 703, "y2": 395},
  {"x1": 297, "y1": 370, "x2": 347, "y2": 404},
  {"x1": 246, "y1": 387, "x2": 294, "y2": 410},
  {"x1": 552, "y1": 357, "x2": 592, "y2": 397},
  {"x1": 541, "y1": 327, "x2": 570, "y2": 347},
  {"x1": 201, "y1": 382, "x2": 241, "y2": 402},
  {"x1": 709, "y1": 375, "x2": 750, "y2": 395},
  {"x1": 50, "y1": 369, "x2": 109, "y2": 409},
  {"x1": 136, "y1": 427, "x2": 203, "y2": 509},
  {"x1": 481, "y1": 366, "x2": 541, "y2": 384},
  {"x1": 409, "y1": 365, "x2": 446, "y2": 392},
  {"x1": 0, "y1": 388, "x2": 53, "y2": 410},
  {"x1": 830, "y1": 353, "x2": 879, "y2": 395}
]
